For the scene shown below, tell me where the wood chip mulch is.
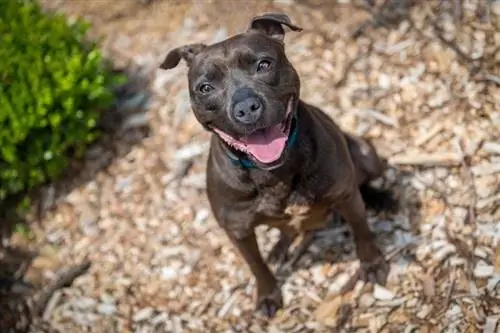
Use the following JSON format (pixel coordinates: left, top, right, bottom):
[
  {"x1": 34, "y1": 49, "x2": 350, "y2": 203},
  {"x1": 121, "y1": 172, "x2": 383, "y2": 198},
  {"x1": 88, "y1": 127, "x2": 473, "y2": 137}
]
[{"x1": 2, "y1": 0, "x2": 500, "y2": 332}]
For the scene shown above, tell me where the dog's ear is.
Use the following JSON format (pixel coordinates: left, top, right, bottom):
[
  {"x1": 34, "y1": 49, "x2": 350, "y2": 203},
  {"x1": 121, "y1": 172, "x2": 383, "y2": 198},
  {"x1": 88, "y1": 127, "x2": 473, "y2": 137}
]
[
  {"x1": 248, "y1": 13, "x2": 302, "y2": 42},
  {"x1": 159, "y1": 43, "x2": 207, "y2": 70}
]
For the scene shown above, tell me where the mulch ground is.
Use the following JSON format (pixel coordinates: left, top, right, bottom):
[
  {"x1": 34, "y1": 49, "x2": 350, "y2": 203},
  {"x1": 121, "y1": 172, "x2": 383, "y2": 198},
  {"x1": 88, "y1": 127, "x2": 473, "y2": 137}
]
[{"x1": 2, "y1": 0, "x2": 500, "y2": 332}]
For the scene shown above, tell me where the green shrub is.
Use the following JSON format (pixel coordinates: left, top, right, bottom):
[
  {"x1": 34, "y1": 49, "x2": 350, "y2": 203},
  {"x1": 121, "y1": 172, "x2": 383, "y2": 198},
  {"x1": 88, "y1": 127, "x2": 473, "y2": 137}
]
[{"x1": 0, "y1": 0, "x2": 126, "y2": 200}]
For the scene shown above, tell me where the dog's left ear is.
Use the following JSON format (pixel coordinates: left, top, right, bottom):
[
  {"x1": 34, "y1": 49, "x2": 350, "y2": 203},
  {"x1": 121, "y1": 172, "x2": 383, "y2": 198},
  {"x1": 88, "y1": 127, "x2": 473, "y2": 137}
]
[
  {"x1": 159, "y1": 43, "x2": 207, "y2": 70},
  {"x1": 248, "y1": 13, "x2": 302, "y2": 42}
]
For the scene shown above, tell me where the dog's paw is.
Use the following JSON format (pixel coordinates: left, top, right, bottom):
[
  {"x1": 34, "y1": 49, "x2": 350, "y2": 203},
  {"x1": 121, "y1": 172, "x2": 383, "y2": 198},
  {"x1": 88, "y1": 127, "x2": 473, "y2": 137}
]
[
  {"x1": 257, "y1": 287, "x2": 283, "y2": 318},
  {"x1": 356, "y1": 243, "x2": 389, "y2": 285},
  {"x1": 359, "y1": 253, "x2": 389, "y2": 285},
  {"x1": 360, "y1": 259, "x2": 389, "y2": 285}
]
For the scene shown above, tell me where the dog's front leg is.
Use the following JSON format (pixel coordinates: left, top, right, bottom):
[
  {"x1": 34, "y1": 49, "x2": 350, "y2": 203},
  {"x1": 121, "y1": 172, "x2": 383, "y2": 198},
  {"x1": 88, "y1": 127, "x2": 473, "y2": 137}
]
[
  {"x1": 334, "y1": 188, "x2": 389, "y2": 284},
  {"x1": 226, "y1": 229, "x2": 283, "y2": 317}
]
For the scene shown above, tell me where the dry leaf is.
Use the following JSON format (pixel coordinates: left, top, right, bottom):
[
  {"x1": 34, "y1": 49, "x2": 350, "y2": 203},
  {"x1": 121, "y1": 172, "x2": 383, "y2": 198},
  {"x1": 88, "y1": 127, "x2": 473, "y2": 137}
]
[
  {"x1": 421, "y1": 274, "x2": 436, "y2": 299},
  {"x1": 494, "y1": 243, "x2": 500, "y2": 272},
  {"x1": 313, "y1": 295, "x2": 345, "y2": 326}
]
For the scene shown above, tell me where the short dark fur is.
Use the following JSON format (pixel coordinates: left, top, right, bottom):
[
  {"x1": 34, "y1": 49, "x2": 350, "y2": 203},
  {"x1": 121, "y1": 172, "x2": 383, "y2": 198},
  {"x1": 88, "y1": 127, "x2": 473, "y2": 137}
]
[{"x1": 160, "y1": 13, "x2": 397, "y2": 317}]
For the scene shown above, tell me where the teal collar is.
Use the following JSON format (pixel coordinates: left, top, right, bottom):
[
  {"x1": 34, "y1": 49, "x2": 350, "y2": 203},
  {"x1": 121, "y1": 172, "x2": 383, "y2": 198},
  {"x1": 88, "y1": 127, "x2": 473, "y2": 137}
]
[{"x1": 227, "y1": 111, "x2": 299, "y2": 169}]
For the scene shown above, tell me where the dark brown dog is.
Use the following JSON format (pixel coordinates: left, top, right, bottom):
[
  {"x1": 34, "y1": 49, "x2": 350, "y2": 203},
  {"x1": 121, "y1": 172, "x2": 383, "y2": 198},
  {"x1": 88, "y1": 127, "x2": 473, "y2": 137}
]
[{"x1": 160, "y1": 13, "x2": 396, "y2": 317}]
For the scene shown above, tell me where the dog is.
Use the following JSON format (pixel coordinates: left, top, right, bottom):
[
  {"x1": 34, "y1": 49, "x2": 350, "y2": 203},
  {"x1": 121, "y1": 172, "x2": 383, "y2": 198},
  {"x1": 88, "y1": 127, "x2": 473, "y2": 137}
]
[{"x1": 160, "y1": 13, "x2": 396, "y2": 317}]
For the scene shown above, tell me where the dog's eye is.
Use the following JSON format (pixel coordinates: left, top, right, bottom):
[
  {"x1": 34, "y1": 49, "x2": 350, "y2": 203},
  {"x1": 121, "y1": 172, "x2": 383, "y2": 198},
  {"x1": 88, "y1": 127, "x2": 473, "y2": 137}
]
[
  {"x1": 256, "y1": 60, "x2": 272, "y2": 72},
  {"x1": 199, "y1": 83, "x2": 214, "y2": 94}
]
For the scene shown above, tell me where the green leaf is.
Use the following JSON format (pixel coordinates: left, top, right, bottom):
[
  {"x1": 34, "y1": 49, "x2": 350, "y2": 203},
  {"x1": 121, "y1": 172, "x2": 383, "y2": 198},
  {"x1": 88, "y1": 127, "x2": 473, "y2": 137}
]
[
  {"x1": 0, "y1": 0, "x2": 122, "y2": 201},
  {"x1": 1, "y1": 146, "x2": 16, "y2": 163}
]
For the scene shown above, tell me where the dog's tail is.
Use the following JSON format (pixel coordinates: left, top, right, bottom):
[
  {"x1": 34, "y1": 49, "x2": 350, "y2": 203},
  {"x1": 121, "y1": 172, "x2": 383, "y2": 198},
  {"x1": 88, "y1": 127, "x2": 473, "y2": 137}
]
[{"x1": 359, "y1": 184, "x2": 398, "y2": 213}]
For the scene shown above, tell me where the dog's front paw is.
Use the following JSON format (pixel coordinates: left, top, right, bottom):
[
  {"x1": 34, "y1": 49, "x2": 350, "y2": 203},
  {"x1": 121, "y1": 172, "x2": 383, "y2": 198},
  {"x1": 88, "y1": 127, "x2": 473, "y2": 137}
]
[
  {"x1": 358, "y1": 246, "x2": 389, "y2": 285},
  {"x1": 360, "y1": 258, "x2": 389, "y2": 285},
  {"x1": 257, "y1": 286, "x2": 283, "y2": 318}
]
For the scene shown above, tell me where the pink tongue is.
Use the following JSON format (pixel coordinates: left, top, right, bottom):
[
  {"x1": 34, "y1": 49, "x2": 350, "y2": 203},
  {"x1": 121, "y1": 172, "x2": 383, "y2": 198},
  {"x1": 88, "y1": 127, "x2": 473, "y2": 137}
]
[{"x1": 242, "y1": 125, "x2": 287, "y2": 163}]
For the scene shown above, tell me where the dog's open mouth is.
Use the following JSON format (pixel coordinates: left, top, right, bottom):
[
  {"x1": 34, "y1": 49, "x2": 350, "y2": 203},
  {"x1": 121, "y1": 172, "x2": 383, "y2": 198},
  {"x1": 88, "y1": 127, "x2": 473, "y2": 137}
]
[{"x1": 213, "y1": 97, "x2": 295, "y2": 165}]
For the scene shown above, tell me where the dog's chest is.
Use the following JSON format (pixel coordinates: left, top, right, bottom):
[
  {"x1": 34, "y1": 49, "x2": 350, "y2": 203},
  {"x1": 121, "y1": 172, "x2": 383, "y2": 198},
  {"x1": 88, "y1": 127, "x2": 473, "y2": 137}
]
[
  {"x1": 250, "y1": 172, "x2": 309, "y2": 214},
  {"x1": 253, "y1": 178, "x2": 292, "y2": 218},
  {"x1": 247, "y1": 169, "x2": 332, "y2": 231}
]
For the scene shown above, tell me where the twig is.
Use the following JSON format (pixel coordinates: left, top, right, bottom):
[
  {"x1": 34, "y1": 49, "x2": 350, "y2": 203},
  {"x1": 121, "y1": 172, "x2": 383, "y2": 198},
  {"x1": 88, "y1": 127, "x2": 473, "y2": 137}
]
[
  {"x1": 430, "y1": 21, "x2": 481, "y2": 65},
  {"x1": 195, "y1": 289, "x2": 216, "y2": 316},
  {"x1": 389, "y1": 152, "x2": 463, "y2": 166},
  {"x1": 477, "y1": 193, "x2": 500, "y2": 210},
  {"x1": 481, "y1": 73, "x2": 500, "y2": 86},
  {"x1": 444, "y1": 270, "x2": 456, "y2": 310},
  {"x1": 217, "y1": 289, "x2": 240, "y2": 318},
  {"x1": 453, "y1": 0, "x2": 464, "y2": 24},
  {"x1": 335, "y1": 53, "x2": 366, "y2": 88},
  {"x1": 354, "y1": 108, "x2": 399, "y2": 128},
  {"x1": 457, "y1": 138, "x2": 478, "y2": 225},
  {"x1": 351, "y1": 0, "x2": 413, "y2": 39},
  {"x1": 32, "y1": 260, "x2": 91, "y2": 316},
  {"x1": 13, "y1": 261, "x2": 30, "y2": 281},
  {"x1": 415, "y1": 124, "x2": 444, "y2": 147},
  {"x1": 42, "y1": 290, "x2": 62, "y2": 321},
  {"x1": 385, "y1": 235, "x2": 421, "y2": 261},
  {"x1": 351, "y1": 20, "x2": 373, "y2": 40}
]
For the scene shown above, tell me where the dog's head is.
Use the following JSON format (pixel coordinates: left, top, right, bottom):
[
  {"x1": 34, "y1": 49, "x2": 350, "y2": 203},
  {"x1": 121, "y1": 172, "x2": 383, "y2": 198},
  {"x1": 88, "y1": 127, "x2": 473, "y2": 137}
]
[{"x1": 160, "y1": 13, "x2": 302, "y2": 169}]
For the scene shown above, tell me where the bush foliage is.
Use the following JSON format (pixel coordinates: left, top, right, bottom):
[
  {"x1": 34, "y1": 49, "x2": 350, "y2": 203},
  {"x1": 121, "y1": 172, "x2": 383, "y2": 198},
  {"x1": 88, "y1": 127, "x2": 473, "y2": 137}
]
[{"x1": 0, "y1": 0, "x2": 125, "y2": 200}]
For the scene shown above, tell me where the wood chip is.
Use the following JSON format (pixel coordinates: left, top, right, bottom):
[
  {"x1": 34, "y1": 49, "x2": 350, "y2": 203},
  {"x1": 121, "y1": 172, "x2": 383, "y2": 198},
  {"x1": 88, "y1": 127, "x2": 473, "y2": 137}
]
[
  {"x1": 388, "y1": 152, "x2": 463, "y2": 166},
  {"x1": 477, "y1": 193, "x2": 500, "y2": 209},
  {"x1": 473, "y1": 264, "x2": 494, "y2": 278},
  {"x1": 416, "y1": 304, "x2": 432, "y2": 319},
  {"x1": 354, "y1": 108, "x2": 399, "y2": 127},
  {"x1": 217, "y1": 292, "x2": 238, "y2": 318},
  {"x1": 373, "y1": 284, "x2": 395, "y2": 301},
  {"x1": 482, "y1": 142, "x2": 500, "y2": 155},
  {"x1": 483, "y1": 316, "x2": 499, "y2": 333},
  {"x1": 133, "y1": 307, "x2": 154, "y2": 322},
  {"x1": 415, "y1": 123, "x2": 444, "y2": 147},
  {"x1": 327, "y1": 271, "x2": 358, "y2": 296},
  {"x1": 495, "y1": 243, "x2": 500, "y2": 272},
  {"x1": 313, "y1": 294, "x2": 345, "y2": 326},
  {"x1": 358, "y1": 293, "x2": 375, "y2": 308},
  {"x1": 421, "y1": 274, "x2": 436, "y2": 299},
  {"x1": 8, "y1": 2, "x2": 500, "y2": 332},
  {"x1": 471, "y1": 163, "x2": 500, "y2": 177},
  {"x1": 487, "y1": 274, "x2": 500, "y2": 292}
]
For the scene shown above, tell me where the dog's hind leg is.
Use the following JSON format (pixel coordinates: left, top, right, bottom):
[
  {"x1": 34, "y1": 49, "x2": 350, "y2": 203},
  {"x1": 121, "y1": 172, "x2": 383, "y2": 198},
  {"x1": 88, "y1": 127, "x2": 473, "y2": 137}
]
[
  {"x1": 267, "y1": 226, "x2": 297, "y2": 266},
  {"x1": 344, "y1": 133, "x2": 398, "y2": 213}
]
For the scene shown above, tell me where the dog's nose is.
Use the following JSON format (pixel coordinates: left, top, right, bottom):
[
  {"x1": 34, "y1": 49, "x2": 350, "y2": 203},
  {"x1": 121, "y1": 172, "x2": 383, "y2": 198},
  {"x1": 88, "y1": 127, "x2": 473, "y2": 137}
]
[
  {"x1": 231, "y1": 87, "x2": 263, "y2": 125},
  {"x1": 233, "y1": 97, "x2": 262, "y2": 124}
]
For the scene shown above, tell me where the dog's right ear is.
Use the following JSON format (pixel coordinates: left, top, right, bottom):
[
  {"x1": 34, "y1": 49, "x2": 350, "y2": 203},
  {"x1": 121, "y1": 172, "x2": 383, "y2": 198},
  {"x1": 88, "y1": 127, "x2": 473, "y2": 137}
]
[
  {"x1": 159, "y1": 43, "x2": 207, "y2": 70},
  {"x1": 248, "y1": 13, "x2": 302, "y2": 42}
]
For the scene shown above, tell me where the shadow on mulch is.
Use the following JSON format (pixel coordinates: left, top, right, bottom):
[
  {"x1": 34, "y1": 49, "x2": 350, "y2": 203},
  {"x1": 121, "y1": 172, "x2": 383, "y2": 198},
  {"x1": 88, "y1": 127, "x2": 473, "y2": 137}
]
[
  {"x1": 273, "y1": 165, "x2": 423, "y2": 286},
  {"x1": 0, "y1": 65, "x2": 151, "y2": 308},
  {"x1": 297, "y1": 0, "x2": 419, "y2": 38},
  {"x1": 1, "y1": 68, "x2": 151, "y2": 231}
]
